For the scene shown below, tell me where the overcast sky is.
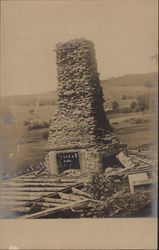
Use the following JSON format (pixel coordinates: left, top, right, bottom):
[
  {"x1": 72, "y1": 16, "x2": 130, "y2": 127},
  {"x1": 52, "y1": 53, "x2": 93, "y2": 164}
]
[{"x1": 1, "y1": 0, "x2": 158, "y2": 96}]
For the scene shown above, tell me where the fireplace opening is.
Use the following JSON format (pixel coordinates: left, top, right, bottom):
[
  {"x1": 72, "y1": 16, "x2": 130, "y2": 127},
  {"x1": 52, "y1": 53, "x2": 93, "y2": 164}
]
[{"x1": 56, "y1": 152, "x2": 80, "y2": 173}]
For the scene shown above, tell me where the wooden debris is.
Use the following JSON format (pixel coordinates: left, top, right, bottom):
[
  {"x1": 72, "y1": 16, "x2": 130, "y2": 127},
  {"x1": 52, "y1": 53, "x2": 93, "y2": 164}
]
[
  {"x1": 0, "y1": 207, "x2": 31, "y2": 213},
  {"x1": 128, "y1": 173, "x2": 155, "y2": 194},
  {"x1": 58, "y1": 192, "x2": 83, "y2": 202},
  {"x1": 43, "y1": 197, "x2": 70, "y2": 204},
  {"x1": 22, "y1": 182, "x2": 84, "y2": 207},
  {"x1": 1, "y1": 187, "x2": 64, "y2": 192},
  {"x1": 116, "y1": 152, "x2": 135, "y2": 169},
  {"x1": 1, "y1": 182, "x2": 72, "y2": 188},
  {"x1": 72, "y1": 187, "x2": 92, "y2": 199},
  {"x1": 1, "y1": 195, "x2": 46, "y2": 201},
  {"x1": 21, "y1": 199, "x2": 89, "y2": 219}
]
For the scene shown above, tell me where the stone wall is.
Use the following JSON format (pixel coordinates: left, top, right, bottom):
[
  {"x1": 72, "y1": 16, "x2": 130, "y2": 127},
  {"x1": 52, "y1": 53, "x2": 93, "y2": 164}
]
[{"x1": 46, "y1": 38, "x2": 125, "y2": 174}]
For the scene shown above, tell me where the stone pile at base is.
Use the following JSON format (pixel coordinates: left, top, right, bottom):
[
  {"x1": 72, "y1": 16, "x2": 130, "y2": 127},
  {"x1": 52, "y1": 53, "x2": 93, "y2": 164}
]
[{"x1": 46, "y1": 38, "x2": 126, "y2": 174}]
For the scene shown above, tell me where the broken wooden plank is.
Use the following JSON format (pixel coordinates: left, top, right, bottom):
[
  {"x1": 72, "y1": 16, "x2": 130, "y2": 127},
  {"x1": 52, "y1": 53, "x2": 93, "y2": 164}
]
[
  {"x1": 30, "y1": 202, "x2": 58, "y2": 208},
  {"x1": 0, "y1": 195, "x2": 49, "y2": 201},
  {"x1": 116, "y1": 152, "x2": 135, "y2": 169},
  {"x1": 43, "y1": 197, "x2": 70, "y2": 204},
  {"x1": 128, "y1": 173, "x2": 149, "y2": 194},
  {"x1": 134, "y1": 157, "x2": 153, "y2": 165},
  {"x1": 1, "y1": 182, "x2": 72, "y2": 188},
  {"x1": 0, "y1": 191, "x2": 55, "y2": 196},
  {"x1": 0, "y1": 207, "x2": 31, "y2": 212},
  {"x1": 21, "y1": 199, "x2": 89, "y2": 219},
  {"x1": 71, "y1": 187, "x2": 92, "y2": 199},
  {"x1": 0, "y1": 201, "x2": 27, "y2": 206},
  {"x1": 58, "y1": 192, "x2": 83, "y2": 202},
  {"x1": 11, "y1": 178, "x2": 82, "y2": 183},
  {"x1": 23, "y1": 182, "x2": 84, "y2": 207},
  {"x1": 1, "y1": 187, "x2": 65, "y2": 192}
]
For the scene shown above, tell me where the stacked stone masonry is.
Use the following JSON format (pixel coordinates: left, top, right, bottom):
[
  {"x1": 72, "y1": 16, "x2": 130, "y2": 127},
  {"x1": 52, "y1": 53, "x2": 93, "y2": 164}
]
[{"x1": 46, "y1": 38, "x2": 125, "y2": 174}]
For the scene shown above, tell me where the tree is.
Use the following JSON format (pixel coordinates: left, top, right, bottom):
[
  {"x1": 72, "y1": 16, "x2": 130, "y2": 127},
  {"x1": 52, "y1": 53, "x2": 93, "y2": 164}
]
[
  {"x1": 122, "y1": 94, "x2": 127, "y2": 100},
  {"x1": 112, "y1": 100, "x2": 119, "y2": 110},
  {"x1": 130, "y1": 101, "x2": 137, "y2": 111}
]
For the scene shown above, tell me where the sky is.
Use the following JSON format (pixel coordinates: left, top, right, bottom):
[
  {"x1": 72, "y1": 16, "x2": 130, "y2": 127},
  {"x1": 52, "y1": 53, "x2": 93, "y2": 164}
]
[{"x1": 1, "y1": 0, "x2": 158, "y2": 96}]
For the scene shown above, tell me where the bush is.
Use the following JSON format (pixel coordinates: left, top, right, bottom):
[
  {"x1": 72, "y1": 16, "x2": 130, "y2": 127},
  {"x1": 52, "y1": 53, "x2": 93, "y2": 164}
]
[
  {"x1": 29, "y1": 109, "x2": 35, "y2": 114},
  {"x1": 130, "y1": 101, "x2": 137, "y2": 111},
  {"x1": 112, "y1": 100, "x2": 119, "y2": 110},
  {"x1": 127, "y1": 95, "x2": 134, "y2": 99},
  {"x1": 23, "y1": 120, "x2": 30, "y2": 126},
  {"x1": 120, "y1": 107, "x2": 131, "y2": 113},
  {"x1": 131, "y1": 118, "x2": 150, "y2": 125},
  {"x1": 28, "y1": 121, "x2": 49, "y2": 130},
  {"x1": 122, "y1": 94, "x2": 127, "y2": 100},
  {"x1": 111, "y1": 121, "x2": 119, "y2": 125}
]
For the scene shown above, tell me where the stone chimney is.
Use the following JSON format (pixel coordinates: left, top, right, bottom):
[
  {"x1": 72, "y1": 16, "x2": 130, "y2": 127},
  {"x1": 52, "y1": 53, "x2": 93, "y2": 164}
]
[{"x1": 46, "y1": 38, "x2": 125, "y2": 175}]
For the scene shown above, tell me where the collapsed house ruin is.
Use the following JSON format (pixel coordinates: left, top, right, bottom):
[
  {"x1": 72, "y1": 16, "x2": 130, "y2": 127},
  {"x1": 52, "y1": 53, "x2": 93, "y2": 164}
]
[{"x1": 46, "y1": 38, "x2": 125, "y2": 175}]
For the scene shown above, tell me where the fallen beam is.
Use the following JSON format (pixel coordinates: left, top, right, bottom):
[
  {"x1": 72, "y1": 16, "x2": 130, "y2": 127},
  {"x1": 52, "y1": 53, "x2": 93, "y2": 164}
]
[
  {"x1": 30, "y1": 202, "x2": 60, "y2": 208},
  {"x1": 22, "y1": 182, "x2": 84, "y2": 208},
  {"x1": 0, "y1": 195, "x2": 51, "y2": 201},
  {"x1": 21, "y1": 199, "x2": 89, "y2": 219},
  {"x1": 71, "y1": 188, "x2": 92, "y2": 199},
  {"x1": 43, "y1": 197, "x2": 70, "y2": 204},
  {"x1": 9, "y1": 178, "x2": 82, "y2": 183},
  {"x1": 0, "y1": 191, "x2": 55, "y2": 196},
  {"x1": 0, "y1": 207, "x2": 31, "y2": 212},
  {"x1": 1, "y1": 182, "x2": 72, "y2": 188},
  {"x1": 58, "y1": 192, "x2": 83, "y2": 202},
  {"x1": 116, "y1": 152, "x2": 135, "y2": 169},
  {"x1": 1, "y1": 187, "x2": 65, "y2": 192},
  {"x1": 0, "y1": 201, "x2": 27, "y2": 206}
]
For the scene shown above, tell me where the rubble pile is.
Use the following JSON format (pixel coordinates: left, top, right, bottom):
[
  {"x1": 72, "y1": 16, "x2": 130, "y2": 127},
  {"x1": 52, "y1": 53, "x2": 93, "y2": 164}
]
[
  {"x1": 0, "y1": 148, "x2": 157, "y2": 218},
  {"x1": 83, "y1": 167, "x2": 156, "y2": 217},
  {"x1": 47, "y1": 39, "x2": 125, "y2": 173}
]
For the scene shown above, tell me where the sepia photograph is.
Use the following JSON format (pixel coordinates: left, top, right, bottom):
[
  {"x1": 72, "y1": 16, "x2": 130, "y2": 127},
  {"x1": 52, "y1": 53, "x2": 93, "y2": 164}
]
[{"x1": 0, "y1": 0, "x2": 158, "y2": 223}]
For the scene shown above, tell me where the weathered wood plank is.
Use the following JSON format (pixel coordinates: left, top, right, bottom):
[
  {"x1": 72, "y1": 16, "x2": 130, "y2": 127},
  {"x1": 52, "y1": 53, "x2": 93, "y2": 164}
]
[
  {"x1": 0, "y1": 207, "x2": 31, "y2": 212},
  {"x1": 43, "y1": 197, "x2": 70, "y2": 204},
  {"x1": 116, "y1": 152, "x2": 135, "y2": 169},
  {"x1": 72, "y1": 188, "x2": 92, "y2": 198},
  {"x1": 23, "y1": 182, "x2": 84, "y2": 207},
  {"x1": 21, "y1": 199, "x2": 89, "y2": 219},
  {"x1": 0, "y1": 191, "x2": 54, "y2": 196},
  {"x1": 1, "y1": 187, "x2": 64, "y2": 192},
  {"x1": 1, "y1": 182, "x2": 71, "y2": 188},
  {"x1": 2, "y1": 178, "x2": 82, "y2": 183},
  {"x1": 1, "y1": 195, "x2": 49, "y2": 201},
  {"x1": 58, "y1": 192, "x2": 83, "y2": 202},
  {"x1": 30, "y1": 202, "x2": 58, "y2": 208},
  {"x1": 0, "y1": 201, "x2": 27, "y2": 206}
]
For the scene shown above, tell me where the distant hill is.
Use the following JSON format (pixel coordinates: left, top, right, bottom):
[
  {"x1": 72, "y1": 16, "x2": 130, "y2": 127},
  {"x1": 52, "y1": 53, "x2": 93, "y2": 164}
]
[
  {"x1": 2, "y1": 72, "x2": 157, "y2": 106},
  {"x1": 1, "y1": 90, "x2": 58, "y2": 106},
  {"x1": 101, "y1": 72, "x2": 158, "y2": 87}
]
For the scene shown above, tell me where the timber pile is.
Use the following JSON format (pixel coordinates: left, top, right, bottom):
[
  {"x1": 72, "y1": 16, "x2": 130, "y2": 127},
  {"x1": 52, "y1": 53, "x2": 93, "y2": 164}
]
[
  {"x1": 0, "y1": 169, "x2": 101, "y2": 219},
  {"x1": 0, "y1": 149, "x2": 157, "y2": 218},
  {"x1": 83, "y1": 150, "x2": 157, "y2": 217}
]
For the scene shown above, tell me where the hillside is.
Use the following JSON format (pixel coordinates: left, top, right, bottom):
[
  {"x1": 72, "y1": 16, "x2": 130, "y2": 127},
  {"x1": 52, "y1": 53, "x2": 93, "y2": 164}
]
[
  {"x1": 1, "y1": 90, "x2": 57, "y2": 106},
  {"x1": 1, "y1": 72, "x2": 157, "y2": 106},
  {"x1": 101, "y1": 72, "x2": 158, "y2": 87}
]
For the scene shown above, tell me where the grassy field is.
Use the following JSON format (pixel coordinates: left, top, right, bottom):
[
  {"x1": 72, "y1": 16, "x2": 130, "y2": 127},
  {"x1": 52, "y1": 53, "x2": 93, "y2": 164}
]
[
  {"x1": 0, "y1": 103, "x2": 156, "y2": 175},
  {"x1": 1, "y1": 72, "x2": 157, "y2": 174}
]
